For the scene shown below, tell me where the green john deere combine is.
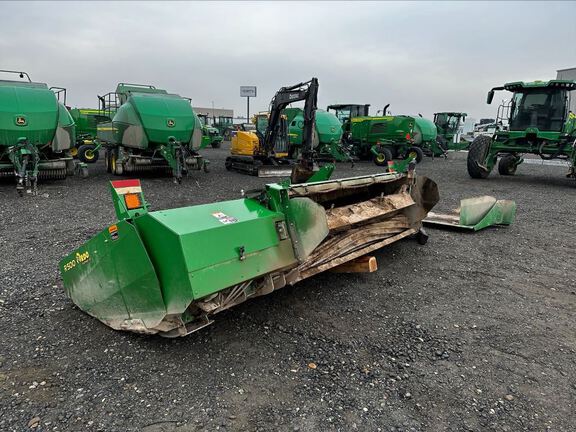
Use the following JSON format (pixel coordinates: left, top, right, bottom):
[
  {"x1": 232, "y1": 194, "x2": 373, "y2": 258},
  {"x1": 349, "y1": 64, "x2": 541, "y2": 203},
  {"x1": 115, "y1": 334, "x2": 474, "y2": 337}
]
[
  {"x1": 0, "y1": 70, "x2": 75, "y2": 195},
  {"x1": 327, "y1": 104, "x2": 436, "y2": 165},
  {"x1": 68, "y1": 108, "x2": 112, "y2": 163},
  {"x1": 434, "y1": 112, "x2": 469, "y2": 154},
  {"x1": 468, "y1": 79, "x2": 576, "y2": 179},
  {"x1": 285, "y1": 108, "x2": 352, "y2": 162},
  {"x1": 97, "y1": 83, "x2": 209, "y2": 183},
  {"x1": 59, "y1": 169, "x2": 439, "y2": 336}
]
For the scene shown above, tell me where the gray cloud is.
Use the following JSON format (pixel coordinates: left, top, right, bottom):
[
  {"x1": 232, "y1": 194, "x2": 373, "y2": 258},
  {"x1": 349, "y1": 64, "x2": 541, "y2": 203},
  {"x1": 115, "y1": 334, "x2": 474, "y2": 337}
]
[{"x1": 1, "y1": 1, "x2": 574, "y2": 121}]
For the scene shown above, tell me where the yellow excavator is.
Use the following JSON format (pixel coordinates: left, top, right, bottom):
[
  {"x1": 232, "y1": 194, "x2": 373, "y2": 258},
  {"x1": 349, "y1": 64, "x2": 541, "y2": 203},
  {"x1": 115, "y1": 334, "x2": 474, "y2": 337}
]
[{"x1": 226, "y1": 78, "x2": 318, "y2": 178}]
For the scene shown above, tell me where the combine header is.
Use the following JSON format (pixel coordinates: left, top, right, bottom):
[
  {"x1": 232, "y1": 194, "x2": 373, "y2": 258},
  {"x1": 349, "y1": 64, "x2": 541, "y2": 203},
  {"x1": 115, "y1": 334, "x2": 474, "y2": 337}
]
[
  {"x1": 97, "y1": 83, "x2": 208, "y2": 183},
  {"x1": 59, "y1": 168, "x2": 438, "y2": 337},
  {"x1": 0, "y1": 70, "x2": 75, "y2": 195}
]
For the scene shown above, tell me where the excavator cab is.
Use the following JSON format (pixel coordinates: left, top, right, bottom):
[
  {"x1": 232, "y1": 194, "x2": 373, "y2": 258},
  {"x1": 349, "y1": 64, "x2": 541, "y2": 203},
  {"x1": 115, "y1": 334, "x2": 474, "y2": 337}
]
[{"x1": 226, "y1": 78, "x2": 320, "y2": 179}]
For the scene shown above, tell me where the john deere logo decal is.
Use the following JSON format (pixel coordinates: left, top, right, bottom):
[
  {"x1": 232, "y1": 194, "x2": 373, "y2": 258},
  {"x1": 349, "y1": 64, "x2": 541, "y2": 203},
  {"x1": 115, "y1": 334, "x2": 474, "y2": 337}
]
[
  {"x1": 167, "y1": 119, "x2": 175, "y2": 127},
  {"x1": 15, "y1": 116, "x2": 27, "y2": 126}
]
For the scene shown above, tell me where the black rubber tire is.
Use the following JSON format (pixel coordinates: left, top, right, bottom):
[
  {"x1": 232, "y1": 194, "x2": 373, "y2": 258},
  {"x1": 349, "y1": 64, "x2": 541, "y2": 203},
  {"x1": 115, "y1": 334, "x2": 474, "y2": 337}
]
[
  {"x1": 77, "y1": 144, "x2": 99, "y2": 163},
  {"x1": 110, "y1": 150, "x2": 123, "y2": 176},
  {"x1": 498, "y1": 154, "x2": 518, "y2": 176},
  {"x1": 373, "y1": 147, "x2": 393, "y2": 166},
  {"x1": 211, "y1": 141, "x2": 221, "y2": 149},
  {"x1": 104, "y1": 150, "x2": 112, "y2": 173},
  {"x1": 80, "y1": 166, "x2": 89, "y2": 179},
  {"x1": 467, "y1": 135, "x2": 492, "y2": 179},
  {"x1": 406, "y1": 146, "x2": 424, "y2": 164}
]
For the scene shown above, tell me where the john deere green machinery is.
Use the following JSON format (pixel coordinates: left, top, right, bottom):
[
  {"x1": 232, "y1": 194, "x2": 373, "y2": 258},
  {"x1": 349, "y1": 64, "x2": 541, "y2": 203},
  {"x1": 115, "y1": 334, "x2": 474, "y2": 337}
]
[
  {"x1": 213, "y1": 115, "x2": 235, "y2": 140},
  {"x1": 412, "y1": 116, "x2": 441, "y2": 158},
  {"x1": 327, "y1": 104, "x2": 436, "y2": 165},
  {"x1": 468, "y1": 80, "x2": 576, "y2": 179},
  {"x1": 285, "y1": 107, "x2": 352, "y2": 162},
  {"x1": 59, "y1": 167, "x2": 439, "y2": 336},
  {"x1": 68, "y1": 108, "x2": 112, "y2": 163},
  {"x1": 0, "y1": 70, "x2": 75, "y2": 195},
  {"x1": 97, "y1": 83, "x2": 209, "y2": 183},
  {"x1": 197, "y1": 114, "x2": 224, "y2": 148},
  {"x1": 434, "y1": 112, "x2": 469, "y2": 154}
]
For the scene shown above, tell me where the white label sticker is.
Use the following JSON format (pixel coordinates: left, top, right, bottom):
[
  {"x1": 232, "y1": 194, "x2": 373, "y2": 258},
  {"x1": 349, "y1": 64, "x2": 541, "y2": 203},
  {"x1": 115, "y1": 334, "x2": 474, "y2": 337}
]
[{"x1": 212, "y1": 212, "x2": 238, "y2": 224}]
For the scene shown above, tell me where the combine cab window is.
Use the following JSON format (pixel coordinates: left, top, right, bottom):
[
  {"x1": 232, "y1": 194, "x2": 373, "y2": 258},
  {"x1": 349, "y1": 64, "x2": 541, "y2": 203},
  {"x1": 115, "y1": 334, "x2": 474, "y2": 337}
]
[{"x1": 509, "y1": 89, "x2": 567, "y2": 131}]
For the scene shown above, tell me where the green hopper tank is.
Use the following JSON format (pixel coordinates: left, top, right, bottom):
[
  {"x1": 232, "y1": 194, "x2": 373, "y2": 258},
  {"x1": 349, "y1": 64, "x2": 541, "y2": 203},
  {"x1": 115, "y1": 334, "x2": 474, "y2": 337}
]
[
  {"x1": 0, "y1": 70, "x2": 75, "y2": 195},
  {"x1": 97, "y1": 83, "x2": 208, "y2": 183},
  {"x1": 284, "y1": 108, "x2": 352, "y2": 162}
]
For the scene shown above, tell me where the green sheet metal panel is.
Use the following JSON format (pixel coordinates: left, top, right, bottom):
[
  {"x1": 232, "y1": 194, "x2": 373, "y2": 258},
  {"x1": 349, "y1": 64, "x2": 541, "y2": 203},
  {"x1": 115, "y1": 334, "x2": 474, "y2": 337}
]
[
  {"x1": 286, "y1": 108, "x2": 342, "y2": 146},
  {"x1": 135, "y1": 198, "x2": 298, "y2": 314},
  {"x1": 59, "y1": 220, "x2": 166, "y2": 328},
  {"x1": 0, "y1": 81, "x2": 58, "y2": 146},
  {"x1": 413, "y1": 117, "x2": 437, "y2": 142},
  {"x1": 129, "y1": 93, "x2": 195, "y2": 144}
]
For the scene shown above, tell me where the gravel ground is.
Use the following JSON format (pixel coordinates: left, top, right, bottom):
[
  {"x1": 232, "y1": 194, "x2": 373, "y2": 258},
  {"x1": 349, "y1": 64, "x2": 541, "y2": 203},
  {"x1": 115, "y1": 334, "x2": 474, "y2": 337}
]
[{"x1": 1, "y1": 145, "x2": 575, "y2": 431}]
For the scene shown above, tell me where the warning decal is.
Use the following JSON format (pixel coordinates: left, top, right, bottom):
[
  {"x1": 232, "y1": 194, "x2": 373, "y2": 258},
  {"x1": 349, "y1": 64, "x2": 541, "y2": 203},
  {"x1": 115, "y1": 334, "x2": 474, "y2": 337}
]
[{"x1": 212, "y1": 212, "x2": 238, "y2": 225}]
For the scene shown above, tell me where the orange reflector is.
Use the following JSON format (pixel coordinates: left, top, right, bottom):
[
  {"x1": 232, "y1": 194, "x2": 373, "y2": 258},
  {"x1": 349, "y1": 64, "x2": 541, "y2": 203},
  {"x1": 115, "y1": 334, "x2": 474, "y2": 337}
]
[
  {"x1": 124, "y1": 193, "x2": 142, "y2": 210},
  {"x1": 108, "y1": 225, "x2": 118, "y2": 234}
]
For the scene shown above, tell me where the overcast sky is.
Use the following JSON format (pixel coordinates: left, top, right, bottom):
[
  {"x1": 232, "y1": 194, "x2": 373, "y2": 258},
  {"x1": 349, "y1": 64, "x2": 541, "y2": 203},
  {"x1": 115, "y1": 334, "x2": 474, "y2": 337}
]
[{"x1": 1, "y1": 1, "x2": 575, "y2": 121}]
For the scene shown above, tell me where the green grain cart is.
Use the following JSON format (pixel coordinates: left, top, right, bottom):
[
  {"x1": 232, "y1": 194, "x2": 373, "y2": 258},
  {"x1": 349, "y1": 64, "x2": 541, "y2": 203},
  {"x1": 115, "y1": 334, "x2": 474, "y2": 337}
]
[
  {"x1": 468, "y1": 80, "x2": 576, "y2": 179},
  {"x1": 284, "y1": 107, "x2": 352, "y2": 162},
  {"x1": 68, "y1": 108, "x2": 112, "y2": 163},
  {"x1": 97, "y1": 83, "x2": 209, "y2": 183},
  {"x1": 0, "y1": 70, "x2": 75, "y2": 195}
]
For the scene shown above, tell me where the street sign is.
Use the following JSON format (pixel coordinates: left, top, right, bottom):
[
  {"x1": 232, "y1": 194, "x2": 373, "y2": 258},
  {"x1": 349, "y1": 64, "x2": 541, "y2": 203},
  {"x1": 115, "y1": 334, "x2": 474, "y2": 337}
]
[{"x1": 240, "y1": 86, "x2": 257, "y2": 98}]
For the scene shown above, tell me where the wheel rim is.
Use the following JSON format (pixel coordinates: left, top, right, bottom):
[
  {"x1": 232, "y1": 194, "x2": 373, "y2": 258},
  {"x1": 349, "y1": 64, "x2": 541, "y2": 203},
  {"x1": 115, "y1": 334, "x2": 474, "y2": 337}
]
[
  {"x1": 376, "y1": 154, "x2": 386, "y2": 163},
  {"x1": 70, "y1": 147, "x2": 78, "y2": 157},
  {"x1": 409, "y1": 151, "x2": 417, "y2": 159},
  {"x1": 85, "y1": 150, "x2": 95, "y2": 161},
  {"x1": 111, "y1": 154, "x2": 116, "y2": 172}
]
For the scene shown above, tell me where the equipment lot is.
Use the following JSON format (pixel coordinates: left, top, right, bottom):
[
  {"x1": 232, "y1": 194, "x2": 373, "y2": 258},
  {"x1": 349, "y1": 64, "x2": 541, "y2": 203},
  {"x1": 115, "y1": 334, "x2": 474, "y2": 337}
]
[{"x1": 1, "y1": 146, "x2": 575, "y2": 431}]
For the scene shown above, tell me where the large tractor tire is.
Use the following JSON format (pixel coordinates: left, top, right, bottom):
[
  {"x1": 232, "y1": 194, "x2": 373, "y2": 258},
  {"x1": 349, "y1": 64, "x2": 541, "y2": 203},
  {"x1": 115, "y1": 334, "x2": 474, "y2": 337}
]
[
  {"x1": 77, "y1": 144, "x2": 99, "y2": 163},
  {"x1": 467, "y1": 135, "x2": 492, "y2": 179},
  {"x1": 104, "y1": 150, "x2": 112, "y2": 173},
  {"x1": 498, "y1": 154, "x2": 518, "y2": 176},
  {"x1": 110, "y1": 149, "x2": 124, "y2": 176},
  {"x1": 373, "y1": 147, "x2": 393, "y2": 166},
  {"x1": 405, "y1": 146, "x2": 424, "y2": 164}
]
